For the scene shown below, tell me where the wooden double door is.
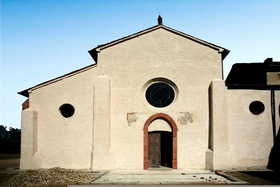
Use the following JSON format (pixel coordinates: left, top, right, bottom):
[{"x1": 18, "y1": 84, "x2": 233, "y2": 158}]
[{"x1": 148, "y1": 131, "x2": 172, "y2": 168}]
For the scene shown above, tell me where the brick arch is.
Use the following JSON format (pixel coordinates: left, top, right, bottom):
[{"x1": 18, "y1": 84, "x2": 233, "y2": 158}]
[{"x1": 143, "y1": 113, "x2": 178, "y2": 170}]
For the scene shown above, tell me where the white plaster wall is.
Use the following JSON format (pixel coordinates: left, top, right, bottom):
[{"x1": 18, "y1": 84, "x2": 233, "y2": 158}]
[
  {"x1": 227, "y1": 90, "x2": 277, "y2": 169},
  {"x1": 267, "y1": 72, "x2": 280, "y2": 85},
  {"x1": 24, "y1": 28, "x2": 225, "y2": 170},
  {"x1": 97, "y1": 28, "x2": 223, "y2": 169},
  {"x1": 28, "y1": 67, "x2": 100, "y2": 169},
  {"x1": 20, "y1": 108, "x2": 38, "y2": 169},
  {"x1": 209, "y1": 79, "x2": 231, "y2": 170},
  {"x1": 149, "y1": 119, "x2": 171, "y2": 132}
]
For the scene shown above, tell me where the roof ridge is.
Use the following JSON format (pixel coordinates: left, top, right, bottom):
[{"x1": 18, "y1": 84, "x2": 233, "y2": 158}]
[
  {"x1": 92, "y1": 24, "x2": 160, "y2": 51},
  {"x1": 161, "y1": 25, "x2": 228, "y2": 51},
  {"x1": 88, "y1": 24, "x2": 230, "y2": 61}
]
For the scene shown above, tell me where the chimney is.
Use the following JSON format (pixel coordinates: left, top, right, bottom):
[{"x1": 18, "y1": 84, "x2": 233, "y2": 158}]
[
  {"x1": 157, "y1": 15, "x2": 162, "y2": 25},
  {"x1": 264, "y1": 58, "x2": 273, "y2": 64}
]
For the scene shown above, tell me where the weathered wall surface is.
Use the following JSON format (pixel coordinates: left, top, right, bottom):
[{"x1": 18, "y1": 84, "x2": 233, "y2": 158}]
[
  {"x1": 21, "y1": 27, "x2": 225, "y2": 170},
  {"x1": 208, "y1": 79, "x2": 231, "y2": 170},
  {"x1": 97, "y1": 28, "x2": 223, "y2": 169},
  {"x1": 22, "y1": 66, "x2": 101, "y2": 169},
  {"x1": 21, "y1": 26, "x2": 279, "y2": 170},
  {"x1": 267, "y1": 72, "x2": 280, "y2": 85},
  {"x1": 20, "y1": 108, "x2": 38, "y2": 169},
  {"x1": 227, "y1": 89, "x2": 279, "y2": 169}
]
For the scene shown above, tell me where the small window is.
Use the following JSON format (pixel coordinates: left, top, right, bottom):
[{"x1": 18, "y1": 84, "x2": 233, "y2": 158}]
[
  {"x1": 146, "y1": 82, "x2": 175, "y2": 108},
  {"x1": 60, "y1": 104, "x2": 75, "y2": 118},
  {"x1": 249, "y1": 101, "x2": 265, "y2": 115}
]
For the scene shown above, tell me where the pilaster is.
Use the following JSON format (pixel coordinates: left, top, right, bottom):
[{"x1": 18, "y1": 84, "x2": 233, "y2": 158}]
[
  {"x1": 209, "y1": 79, "x2": 231, "y2": 170},
  {"x1": 20, "y1": 108, "x2": 38, "y2": 169},
  {"x1": 91, "y1": 75, "x2": 115, "y2": 169}
]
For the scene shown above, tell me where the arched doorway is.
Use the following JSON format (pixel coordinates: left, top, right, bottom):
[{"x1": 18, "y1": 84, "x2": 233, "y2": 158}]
[{"x1": 143, "y1": 113, "x2": 178, "y2": 170}]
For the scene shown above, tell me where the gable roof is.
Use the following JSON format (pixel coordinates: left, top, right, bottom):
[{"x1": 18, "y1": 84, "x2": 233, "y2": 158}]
[
  {"x1": 19, "y1": 22, "x2": 230, "y2": 98},
  {"x1": 88, "y1": 24, "x2": 230, "y2": 62},
  {"x1": 18, "y1": 64, "x2": 96, "y2": 97}
]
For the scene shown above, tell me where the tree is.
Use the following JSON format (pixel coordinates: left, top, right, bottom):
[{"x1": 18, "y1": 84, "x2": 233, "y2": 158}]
[{"x1": 0, "y1": 125, "x2": 21, "y2": 153}]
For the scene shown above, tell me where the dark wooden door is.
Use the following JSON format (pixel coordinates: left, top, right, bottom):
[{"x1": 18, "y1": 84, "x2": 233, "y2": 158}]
[{"x1": 148, "y1": 132, "x2": 161, "y2": 167}]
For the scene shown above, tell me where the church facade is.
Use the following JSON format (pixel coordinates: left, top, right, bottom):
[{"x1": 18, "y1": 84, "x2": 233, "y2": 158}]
[{"x1": 19, "y1": 18, "x2": 280, "y2": 171}]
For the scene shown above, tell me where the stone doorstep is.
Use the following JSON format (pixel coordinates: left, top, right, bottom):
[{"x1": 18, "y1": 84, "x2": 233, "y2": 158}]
[
  {"x1": 99, "y1": 175, "x2": 227, "y2": 180},
  {"x1": 91, "y1": 181, "x2": 229, "y2": 185},
  {"x1": 110, "y1": 171, "x2": 215, "y2": 174},
  {"x1": 97, "y1": 178, "x2": 226, "y2": 181},
  {"x1": 89, "y1": 170, "x2": 239, "y2": 185},
  {"x1": 106, "y1": 170, "x2": 215, "y2": 175}
]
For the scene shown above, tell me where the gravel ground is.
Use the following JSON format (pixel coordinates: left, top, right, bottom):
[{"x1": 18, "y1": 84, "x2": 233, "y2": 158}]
[
  {"x1": 0, "y1": 157, "x2": 279, "y2": 186},
  {"x1": 3, "y1": 167, "x2": 97, "y2": 187},
  {"x1": 1, "y1": 169, "x2": 280, "y2": 186}
]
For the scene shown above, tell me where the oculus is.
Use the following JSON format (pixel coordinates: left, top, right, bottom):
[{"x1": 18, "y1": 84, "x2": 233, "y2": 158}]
[
  {"x1": 60, "y1": 104, "x2": 75, "y2": 118},
  {"x1": 249, "y1": 101, "x2": 265, "y2": 115},
  {"x1": 145, "y1": 82, "x2": 175, "y2": 108}
]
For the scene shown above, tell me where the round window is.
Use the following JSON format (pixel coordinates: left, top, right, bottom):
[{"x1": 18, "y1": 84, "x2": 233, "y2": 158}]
[
  {"x1": 249, "y1": 101, "x2": 265, "y2": 115},
  {"x1": 145, "y1": 82, "x2": 175, "y2": 108},
  {"x1": 60, "y1": 104, "x2": 75, "y2": 118}
]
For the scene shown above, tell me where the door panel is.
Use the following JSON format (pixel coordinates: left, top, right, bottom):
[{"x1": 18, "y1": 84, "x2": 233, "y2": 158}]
[{"x1": 148, "y1": 132, "x2": 161, "y2": 167}]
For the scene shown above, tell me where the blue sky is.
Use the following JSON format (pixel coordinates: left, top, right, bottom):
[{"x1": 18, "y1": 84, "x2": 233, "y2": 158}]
[{"x1": 1, "y1": 0, "x2": 280, "y2": 129}]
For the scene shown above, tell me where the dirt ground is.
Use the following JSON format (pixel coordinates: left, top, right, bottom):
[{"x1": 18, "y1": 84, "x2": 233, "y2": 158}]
[
  {"x1": 0, "y1": 159, "x2": 20, "y2": 169},
  {"x1": 0, "y1": 156, "x2": 20, "y2": 186},
  {"x1": 0, "y1": 155, "x2": 279, "y2": 186},
  {"x1": 224, "y1": 171, "x2": 280, "y2": 185}
]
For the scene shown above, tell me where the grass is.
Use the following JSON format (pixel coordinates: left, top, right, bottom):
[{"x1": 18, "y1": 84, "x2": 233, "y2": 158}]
[{"x1": 0, "y1": 154, "x2": 20, "y2": 160}]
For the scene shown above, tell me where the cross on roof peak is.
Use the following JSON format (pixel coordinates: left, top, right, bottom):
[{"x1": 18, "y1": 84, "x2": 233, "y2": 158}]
[{"x1": 157, "y1": 15, "x2": 162, "y2": 25}]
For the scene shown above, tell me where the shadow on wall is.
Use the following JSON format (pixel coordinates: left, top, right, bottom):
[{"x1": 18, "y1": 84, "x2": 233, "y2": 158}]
[{"x1": 267, "y1": 104, "x2": 280, "y2": 171}]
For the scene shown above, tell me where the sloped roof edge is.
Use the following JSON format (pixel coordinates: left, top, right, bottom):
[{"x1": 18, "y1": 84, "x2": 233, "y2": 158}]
[
  {"x1": 88, "y1": 24, "x2": 230, "y2": 61},
  {"x1": 18, "y1": 64, "x2": 97, "y2": 97},
  {"x1": 225, "y1": 59, "x2": 280, "y2": 90}
]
